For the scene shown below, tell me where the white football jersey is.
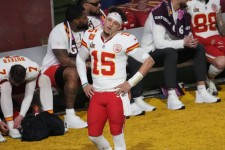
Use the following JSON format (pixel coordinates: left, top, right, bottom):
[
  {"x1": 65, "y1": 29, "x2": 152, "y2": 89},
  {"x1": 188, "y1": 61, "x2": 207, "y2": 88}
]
[
  {"x1": 0, "y1": 56, "x2": 39, "y2": 82},
  {"x1": 42, "y1": 23, "x2": 84, "y2": 72},
  {"x1": 81, "y1": 29, "x2": 139, "y2": 90},
  {"x1": 187, "y1": 0, "x2": 220, "y2": 38}
]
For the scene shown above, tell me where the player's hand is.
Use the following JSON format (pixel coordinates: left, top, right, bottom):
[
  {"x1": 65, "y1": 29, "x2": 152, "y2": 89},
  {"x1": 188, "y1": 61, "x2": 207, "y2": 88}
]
[
  {"x1": 0, "y1": 121, "x2": 9, "y2": 133},
  {"x1": 115, "y1": 81, "x2": 132, "y2": 96},
  {"x1": 184, "y1": 35, "x2": 198, "y2": 48},
  {"x1": 83, "y1": 83, "x2": 94, "y2": 98},
  {"x1": 14, "y1": 114, "x2": 24, "y2": 129},
  {"x1": 190, "y1": 38, "x2": 198, "y2": 48}
]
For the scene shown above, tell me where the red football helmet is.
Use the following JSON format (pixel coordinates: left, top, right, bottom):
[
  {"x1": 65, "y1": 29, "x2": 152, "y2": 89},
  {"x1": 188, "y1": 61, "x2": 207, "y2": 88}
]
[{"x1": 121, "y1": 8, "x2": 137, "y2": 30}]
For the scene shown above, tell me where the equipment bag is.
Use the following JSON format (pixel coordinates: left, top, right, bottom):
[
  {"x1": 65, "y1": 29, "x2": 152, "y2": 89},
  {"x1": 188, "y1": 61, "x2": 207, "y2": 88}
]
[{"x1": 21, "y1": 111, "x2": 64, "y2": 141}]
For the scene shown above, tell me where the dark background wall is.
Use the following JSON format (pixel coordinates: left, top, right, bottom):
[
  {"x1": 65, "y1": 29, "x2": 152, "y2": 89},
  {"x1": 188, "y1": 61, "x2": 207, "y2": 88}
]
[
  {"x1": 0, "y1": 0, "x2": 52, "y2": 52},
  {"x1": 222, "y1": 0, "x2": 225, "y2": 12}
]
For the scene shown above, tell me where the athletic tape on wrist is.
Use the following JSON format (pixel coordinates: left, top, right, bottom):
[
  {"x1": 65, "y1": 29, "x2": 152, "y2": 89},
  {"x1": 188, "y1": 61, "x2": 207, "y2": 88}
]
[{"x1": 128, "y1": 71, "x2": 143, "y2": 87}]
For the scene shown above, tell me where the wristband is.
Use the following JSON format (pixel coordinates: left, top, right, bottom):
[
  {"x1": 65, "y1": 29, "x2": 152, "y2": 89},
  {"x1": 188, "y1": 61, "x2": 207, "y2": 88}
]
[
  {"x1": 128, "y1": 71, "x2": 143, "y2": 87},
  {"x1": 82, "y1": 82, "x2": 88, "y2": 88}
]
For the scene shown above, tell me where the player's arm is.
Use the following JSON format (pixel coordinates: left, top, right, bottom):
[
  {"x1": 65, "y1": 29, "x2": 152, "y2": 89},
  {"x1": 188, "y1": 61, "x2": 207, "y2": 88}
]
[
  {"x1": 0, "y1": 118, "x2": 8, "y2": 133},
  {"x1": 53, "y1": 49, "x2": 76, "y2": 67},
  {"x1": 0, "y1": 81, "x2": 13, "y2": 121},
  {"x1": 76, "y1": 41, "x2": 93, "y2": 97},
  {"x1": 115, "y1": 33, "x2": 155, "y2": 95},
  {"x1": 76, "y1": 49, "x2": 89, "y2": 86},
  {"x1": 76, "y1": 31, "x2": 91, "y2": 86},
  {"x1": 151, "y1": 14, "x2": 184, "y2": 49},
  {"x1": 115, "y1": 49, "x2": 154, "y2": 95},
  {"x1": 50, "y1": 30, "x2": 76, "y2": 67},
  {"x1": 127, "y1": 34, "x2": 155, "y2": 76},
  {"x1": 19, "y1": 79, "x2": 37, "y2": 116},
  {"x1": 141, "y1": 13, "x2": 156, "y2": 52},
  {"x1": 128, "y1": 48, "x2": 155, "y2": 86},
  {"x1": 13, "y1": 78, "x2": 37, "y2": 129},
  {"x1": 14, "y1": 63, "x2": 39, "y2": 128},
  {"x1": 216, "y1": 9, "x2": 225, "y2": 36}
]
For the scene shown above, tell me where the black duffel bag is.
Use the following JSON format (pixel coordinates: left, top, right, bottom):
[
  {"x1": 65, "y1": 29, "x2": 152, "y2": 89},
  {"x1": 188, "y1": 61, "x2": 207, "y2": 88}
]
[{"x1": 21, "y1": 111, "x2": 64, "y2": 141}]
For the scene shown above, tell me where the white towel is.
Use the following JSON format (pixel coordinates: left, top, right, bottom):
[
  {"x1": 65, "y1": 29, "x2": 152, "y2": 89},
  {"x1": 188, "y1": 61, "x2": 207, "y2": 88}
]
[
  {"x1": 120, "y1": 93, "x2": 132, "y2": 116},
  {"x1": 65, "y1": 21, "x2": 78, "y2": 56}
]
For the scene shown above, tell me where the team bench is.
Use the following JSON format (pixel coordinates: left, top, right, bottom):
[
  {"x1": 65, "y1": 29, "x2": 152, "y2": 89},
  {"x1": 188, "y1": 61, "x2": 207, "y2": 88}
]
[{"x1": 0, "y1": 27, "x2": 215, "y2": 110}]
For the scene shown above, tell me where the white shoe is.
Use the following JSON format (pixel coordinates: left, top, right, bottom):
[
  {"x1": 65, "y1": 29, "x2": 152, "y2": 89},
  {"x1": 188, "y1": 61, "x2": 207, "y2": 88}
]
[
  {"x1": 206, "y1": 78, "x2": 218, "y2": 95},
  {"x1": 167, "y1": 94, "x2": 185, "y2": 110},
  {"x1": 130, "y1": 103, "x2": 144, "y2": 116},
  {"x1": 0, "y1": 133, "x2": 6, "y2": 142},
  {"x1": 195, "y1": 90, "x2": 221, "y2": 103},
  {"x1": 9, "y1": 128, "x2": 21, "y2": 139},
  {"x1": 64, "y1": 115, "x2": 87, "y2": 129},
  {"x1": 114, "y1": 146, "x2": 126, "y2": 150},
  {"x1": 134, "y1": 96, "x2": 156, "y2": 112}
]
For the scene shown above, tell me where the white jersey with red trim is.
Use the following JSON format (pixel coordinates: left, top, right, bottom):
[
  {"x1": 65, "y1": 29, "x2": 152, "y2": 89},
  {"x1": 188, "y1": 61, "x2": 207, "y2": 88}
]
[
  {"x1": 0, "y1": 56, "x2": 39, "y2": 83},
  {"x1": 187, "y1": 0, "x2": 220, "y2": 38},
  {"x1": 81, "y1": 29, "x2": 139, "y2": 91}
]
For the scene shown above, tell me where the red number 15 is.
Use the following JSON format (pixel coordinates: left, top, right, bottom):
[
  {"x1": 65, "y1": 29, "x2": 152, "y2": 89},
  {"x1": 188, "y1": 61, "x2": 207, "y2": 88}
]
[{"x1": 91, "y1": 50, "x2": 115, "y2": 76}]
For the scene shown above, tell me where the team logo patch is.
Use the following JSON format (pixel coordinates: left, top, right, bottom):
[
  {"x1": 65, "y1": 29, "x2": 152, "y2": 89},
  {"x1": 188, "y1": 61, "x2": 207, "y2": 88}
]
[
  {"x1": 0, "y1": 69, "x2": 6, "y2": 75},
  {"x1": 89, "y1": 34, "x2": 95, "y2": 40},
  {"x1": 113, "y1": 44, "x2": 122, "y2": 53},
  {"x1": 211, "y1": 4, "x2": 218, "y2": 12},
  {"x1": 177, "y1": 10, "x2": 184, "y2": 20},
  {"x1": 193, "y1": 7, "x2": 199, "y2": 12},
  {"x1": 90, "y1": 42, "x2": 95, "y2": 48}
]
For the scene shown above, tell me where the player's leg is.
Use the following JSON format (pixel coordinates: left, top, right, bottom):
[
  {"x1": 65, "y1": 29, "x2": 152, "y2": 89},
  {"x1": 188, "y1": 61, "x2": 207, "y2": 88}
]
[
  {"x1": 37, "y1": 74, "x2": 53, "y2": 113},
  {"x1": 62, "y1": 67, "x2": 87, "y2": 128},
  {"x1": 0, "y1": 81, "x2": 21, "y2": 138},
  {"x1": 205, "y1": 44, "x2": 225, "y2": 95},
  {"x1": 107, "y1": 92, "x2": 126, "y2": 150},
  {"x1": 212, "y1": 35, "x2": 225, "y2": 52},
  {"x1": 0, "y1": 106, "x2": 7, "y2": 142},
  {"x1": 42, "y1": 65, "x2": 59, "y2": 88},
  {"x1": 150, "y1": 48, "x2": 185, "y2": 110},
  {"x1": 44, "y1": 65, "x2": 87, "y2": 129},
  {"x1": 88, "y1": 92, "x2": 112, "y2": 150},
  {"x1": 189, "y1": 44, "x2": 220, "y2": 103}
]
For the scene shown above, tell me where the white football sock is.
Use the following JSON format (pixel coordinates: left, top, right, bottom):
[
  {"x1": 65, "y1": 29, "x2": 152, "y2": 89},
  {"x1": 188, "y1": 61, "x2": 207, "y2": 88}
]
[
  {"x1": 0, "y1": 82, "x2": 13, "y2": 118},
  {"x1": 38, "y1": 74, "x2": 53, "y2": 111},
  {"x1": 113, "y1": 133, "x2": 126, "y2": 150},
  {"x1": 197, "y1": 85, "x2": 206, "y2": 94},
  {"x1": 168, "y1": 89, "x2": 176, "y2": 96},
  {"x1": 208, "y1": 64, "x2": 223, "y2": 79},
  {"x1": 7, "y1": 121, "x2": 14, "y2": 129},
  {"x1": 66, "y1": 109, "x2": 75, "y2": 116},
  {"x1": 89, "y1": 135, "x2": 111, "y2": 150}
]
